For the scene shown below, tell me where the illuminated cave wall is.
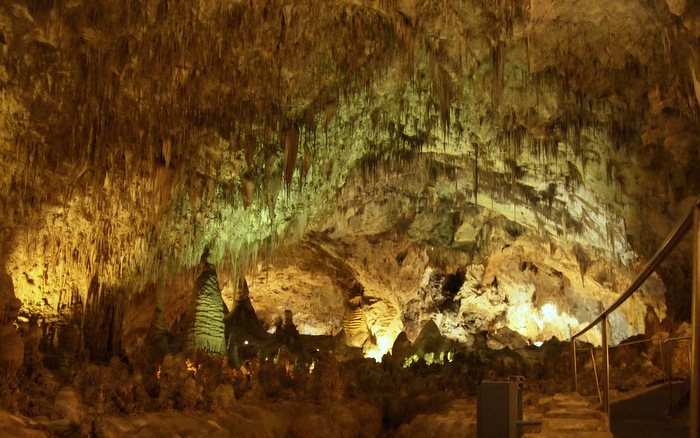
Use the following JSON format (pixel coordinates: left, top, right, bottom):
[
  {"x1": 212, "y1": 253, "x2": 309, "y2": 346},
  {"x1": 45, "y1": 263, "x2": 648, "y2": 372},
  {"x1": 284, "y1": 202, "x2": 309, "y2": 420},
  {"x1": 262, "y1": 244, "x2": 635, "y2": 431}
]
[{"x1": 0, "y1": 0, "x2": 698, "y2": 359}]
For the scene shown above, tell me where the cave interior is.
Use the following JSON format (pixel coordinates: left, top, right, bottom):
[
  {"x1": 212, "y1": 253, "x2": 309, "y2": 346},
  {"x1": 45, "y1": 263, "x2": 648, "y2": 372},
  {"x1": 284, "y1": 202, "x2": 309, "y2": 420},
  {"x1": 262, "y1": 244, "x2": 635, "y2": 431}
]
[{"x1": 0, "y1": 0, "x2": 699, "y2": 436}]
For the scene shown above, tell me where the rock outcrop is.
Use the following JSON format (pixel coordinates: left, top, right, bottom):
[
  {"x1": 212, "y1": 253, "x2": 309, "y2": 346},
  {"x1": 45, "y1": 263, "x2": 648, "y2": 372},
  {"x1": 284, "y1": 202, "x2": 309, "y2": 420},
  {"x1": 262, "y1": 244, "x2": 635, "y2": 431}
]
[{"x1": 0, "y1": 265, "x2": 23, "y2": 380}]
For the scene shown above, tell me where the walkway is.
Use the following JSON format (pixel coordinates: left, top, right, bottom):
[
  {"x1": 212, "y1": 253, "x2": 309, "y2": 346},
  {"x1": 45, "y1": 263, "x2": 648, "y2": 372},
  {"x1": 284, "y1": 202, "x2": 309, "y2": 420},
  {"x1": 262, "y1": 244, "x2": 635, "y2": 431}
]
[{"x1": 523, "y1": 392, "x2": 612, "y2": 438}]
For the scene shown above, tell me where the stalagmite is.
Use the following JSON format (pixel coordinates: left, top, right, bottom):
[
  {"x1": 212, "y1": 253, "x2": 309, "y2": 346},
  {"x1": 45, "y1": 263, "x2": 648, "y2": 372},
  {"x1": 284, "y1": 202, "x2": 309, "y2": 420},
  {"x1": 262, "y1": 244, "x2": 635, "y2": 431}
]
[
  {"x1": 224, "y1": 276, "x2": 269, "y2": 358},
  {"x1": 188, "y1": 263, "x2": 227, "y2": 356},
  {"x1": 144, "y1": 281, "x2": 171, "y2": 363}
]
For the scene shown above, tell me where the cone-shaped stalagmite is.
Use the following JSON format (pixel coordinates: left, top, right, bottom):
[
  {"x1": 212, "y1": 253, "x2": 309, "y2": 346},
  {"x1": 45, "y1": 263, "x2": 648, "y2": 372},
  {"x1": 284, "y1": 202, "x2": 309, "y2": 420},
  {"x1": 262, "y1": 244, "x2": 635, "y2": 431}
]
[
  {"x1": 188, "y1": 264, "x2": 227, "y2": 356},
  {"x1": 225, "y1": 278, "x2": 268, "y2": 339},
  {"x1": 224, "y1": 276, "x2": 269, "y2": 364},
  {"x1": 144, "y1": 282, "x2": 172, "y2": 362}
]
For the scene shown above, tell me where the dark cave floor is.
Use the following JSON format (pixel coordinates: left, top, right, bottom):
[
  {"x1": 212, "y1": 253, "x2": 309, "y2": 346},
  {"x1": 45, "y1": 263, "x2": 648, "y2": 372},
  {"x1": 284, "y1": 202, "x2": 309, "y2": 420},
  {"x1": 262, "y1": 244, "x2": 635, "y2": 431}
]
[{"x1": 610, "y1": 381, "x2": 690, "y2": 438}]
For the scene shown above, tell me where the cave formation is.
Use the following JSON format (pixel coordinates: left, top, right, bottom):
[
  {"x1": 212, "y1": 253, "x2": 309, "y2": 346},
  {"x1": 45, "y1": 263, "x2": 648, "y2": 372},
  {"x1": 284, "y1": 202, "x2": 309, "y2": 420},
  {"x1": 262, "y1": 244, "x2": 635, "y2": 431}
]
[{"x1": 0, "y1": 0, "x2": 698, "y2": 436}]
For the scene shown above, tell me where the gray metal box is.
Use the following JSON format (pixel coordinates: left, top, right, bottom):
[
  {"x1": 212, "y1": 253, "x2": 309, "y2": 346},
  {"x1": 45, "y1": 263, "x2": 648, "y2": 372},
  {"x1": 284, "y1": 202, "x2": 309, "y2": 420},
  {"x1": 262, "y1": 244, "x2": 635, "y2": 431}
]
[{"x1": 476, "y1": 381, "x2": 521, "y2": 438}]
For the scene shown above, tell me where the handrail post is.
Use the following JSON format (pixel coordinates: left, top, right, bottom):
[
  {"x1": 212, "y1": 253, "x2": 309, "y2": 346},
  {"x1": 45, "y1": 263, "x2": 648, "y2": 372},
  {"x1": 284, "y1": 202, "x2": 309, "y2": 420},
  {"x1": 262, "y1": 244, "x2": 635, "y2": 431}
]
[
  {"x1": 590, "y1": 348, "x2": 602, "y2": 404},
  {"x1": 690, "y1": 199, "x2": 700, "y2": 438},
  {"x1": 667, "y1": 341, "x2": 673, "y2": 413},
  {"x1": 662, "y1": 340, "x2": 672, "y2": 414},
  {"x1": 571, "y1": 338, "x2": 578, "y2": 392},
  {"x1": 601, "y1": 315, "x2": 610, "y2": 417}
]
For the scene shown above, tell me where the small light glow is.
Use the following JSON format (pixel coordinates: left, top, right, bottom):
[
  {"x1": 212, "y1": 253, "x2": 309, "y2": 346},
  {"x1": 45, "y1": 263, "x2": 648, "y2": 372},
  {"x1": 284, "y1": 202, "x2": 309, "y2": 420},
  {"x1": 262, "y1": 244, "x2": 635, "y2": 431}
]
[
  {"x1": 363, "y1": 333, "x2": 396, "y2": 361},
  {"x1": 533, "y1": 302, "x2": 559, "y2": 331},
  {"x1": 186, "y1": 359, "x2": 198, "y2": 376},
  {"x1": 244, "y1": 340, "x2": 249, "y2": 345},
  {"x1": 365, "y1": 347, "x2": 385, "y2": 362},
  {"x1": 403, "y1": 354, "x2": 420, "y2": 368}
]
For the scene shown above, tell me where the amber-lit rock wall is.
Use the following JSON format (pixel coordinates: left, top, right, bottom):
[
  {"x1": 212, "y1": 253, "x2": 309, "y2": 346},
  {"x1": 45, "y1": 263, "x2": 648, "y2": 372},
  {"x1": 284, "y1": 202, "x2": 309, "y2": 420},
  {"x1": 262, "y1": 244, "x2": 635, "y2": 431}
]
[{"x1": 0, "y1": 0, "x2": 697, "y2": 357}]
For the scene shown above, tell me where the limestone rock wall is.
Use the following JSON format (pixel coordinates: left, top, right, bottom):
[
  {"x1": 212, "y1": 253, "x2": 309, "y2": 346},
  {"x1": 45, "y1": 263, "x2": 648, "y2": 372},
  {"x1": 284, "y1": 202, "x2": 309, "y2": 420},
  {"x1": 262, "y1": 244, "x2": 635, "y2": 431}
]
[{"x1": 0, "y1": 0, "x2": 696, "y2": 360}]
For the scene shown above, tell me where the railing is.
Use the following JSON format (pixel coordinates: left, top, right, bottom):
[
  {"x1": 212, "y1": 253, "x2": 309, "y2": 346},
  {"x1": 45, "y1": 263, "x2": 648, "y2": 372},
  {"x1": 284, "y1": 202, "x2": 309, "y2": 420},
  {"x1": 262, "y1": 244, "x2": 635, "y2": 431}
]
[
  {"x1": 569, "y1": 196, "x2": 699, "y2": 438},
  {"x1": 573, "y1": 336, "x2": 691, "y2": 411}
]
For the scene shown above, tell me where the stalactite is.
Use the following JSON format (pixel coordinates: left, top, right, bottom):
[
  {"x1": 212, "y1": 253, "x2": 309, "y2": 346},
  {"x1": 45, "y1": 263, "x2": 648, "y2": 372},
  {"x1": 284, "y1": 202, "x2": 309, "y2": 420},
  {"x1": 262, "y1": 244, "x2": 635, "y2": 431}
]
[
  {"x1": 574, "y1": 244, "x2": 590, "y2": 285},
  {"x1": 492, "y1": 41, "x2": 504, "y2": 107},
  {"x1": 566, "y1": 160, "x2": 583, "y2": 192},
  {"x1": 473, "y1": 139, "x2": 479, "y2": 206},
  {"x1": 283, "y1": 123, "x2": 299, "y2": 192}
]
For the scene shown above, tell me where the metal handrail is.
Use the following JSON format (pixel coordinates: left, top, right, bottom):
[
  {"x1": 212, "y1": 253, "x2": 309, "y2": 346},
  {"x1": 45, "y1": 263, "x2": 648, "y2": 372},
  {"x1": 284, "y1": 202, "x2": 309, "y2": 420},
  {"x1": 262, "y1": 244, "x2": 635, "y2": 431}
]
[
  {"x1": 572, "y1": 203, "x2": 695, "y2": 340},
  {"x1": 568, "y1": 196, "x2": 699, "y2": 438},
  {"x1": 574, "y1": 334, "x2": 690, "y2": 352},
  {"x1": 577, "y1": 336, "x2": 691, "y2": 411}
]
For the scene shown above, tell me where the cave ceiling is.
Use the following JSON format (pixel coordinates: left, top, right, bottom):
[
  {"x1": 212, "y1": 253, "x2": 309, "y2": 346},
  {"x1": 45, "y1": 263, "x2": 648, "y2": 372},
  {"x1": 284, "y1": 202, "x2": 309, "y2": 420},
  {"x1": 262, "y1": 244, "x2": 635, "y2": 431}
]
[{"x1": 0, "y1": 0, "x2": 699, "y2": 352}]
